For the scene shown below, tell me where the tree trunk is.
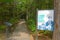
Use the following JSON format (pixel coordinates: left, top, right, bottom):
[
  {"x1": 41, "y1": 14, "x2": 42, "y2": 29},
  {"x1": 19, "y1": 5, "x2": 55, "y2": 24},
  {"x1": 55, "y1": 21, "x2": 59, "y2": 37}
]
[{"x1": 53, "y1": 0, "x2": 60, "y2": 40}]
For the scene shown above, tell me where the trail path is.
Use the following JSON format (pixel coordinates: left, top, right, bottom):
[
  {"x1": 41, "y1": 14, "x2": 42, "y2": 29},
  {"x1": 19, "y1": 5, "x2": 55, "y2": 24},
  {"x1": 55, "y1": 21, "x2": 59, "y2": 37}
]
[{"x1": 7, "y1": 20, "x2": 34, "y2": 40}]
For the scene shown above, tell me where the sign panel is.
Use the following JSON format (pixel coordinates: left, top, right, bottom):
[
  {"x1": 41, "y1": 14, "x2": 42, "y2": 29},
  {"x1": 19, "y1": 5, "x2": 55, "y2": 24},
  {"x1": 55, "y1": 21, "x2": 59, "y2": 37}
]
[{"x1": 37, "y1": 10, "x2": 54, "y2": 31}]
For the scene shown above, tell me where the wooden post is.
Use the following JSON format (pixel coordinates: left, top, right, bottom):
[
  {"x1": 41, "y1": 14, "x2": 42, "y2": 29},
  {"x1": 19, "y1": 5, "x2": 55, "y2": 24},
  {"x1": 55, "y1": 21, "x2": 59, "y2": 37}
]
[
  {"x1": 53, "y1": 0, "x2": 60, "y2": 40},
  {"x1": 26, "y1": 0, "x2": 28, "y2": 21}
]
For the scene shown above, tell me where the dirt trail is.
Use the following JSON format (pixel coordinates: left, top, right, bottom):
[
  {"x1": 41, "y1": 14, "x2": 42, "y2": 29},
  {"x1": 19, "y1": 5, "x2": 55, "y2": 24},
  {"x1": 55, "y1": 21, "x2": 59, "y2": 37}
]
[{"x1": 7, "y1": 20, "x2": 34, "y2": 40}]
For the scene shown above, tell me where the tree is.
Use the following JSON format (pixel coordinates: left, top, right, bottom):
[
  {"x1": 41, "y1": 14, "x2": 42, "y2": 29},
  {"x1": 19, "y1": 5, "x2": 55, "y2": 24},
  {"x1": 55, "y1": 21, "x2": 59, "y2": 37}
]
[
  {"x1": 0, "y1": 0, "x2": 34, "y2": 24},
  {"x1": 53, "y1": 0, "x2": 60, "y2": 40}
]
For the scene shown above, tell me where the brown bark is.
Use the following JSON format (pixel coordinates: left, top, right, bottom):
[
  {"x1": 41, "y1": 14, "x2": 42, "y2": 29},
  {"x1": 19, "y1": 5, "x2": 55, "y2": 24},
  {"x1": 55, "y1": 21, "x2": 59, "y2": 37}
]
[{"x1": 53, "y1": 0, "x2": 60, "y2": 40}]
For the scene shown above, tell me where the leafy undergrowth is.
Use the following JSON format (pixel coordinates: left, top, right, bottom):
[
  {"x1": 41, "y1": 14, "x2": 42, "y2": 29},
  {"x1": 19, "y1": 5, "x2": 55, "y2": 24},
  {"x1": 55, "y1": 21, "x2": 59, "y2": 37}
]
[
  {"x1": 0, "y1": 25, "x2": 6, "y2": 32},
  {"x1": 38, "y1": 30, "x2": 53, "y2": 39},
  {"x1": 9, "y1": 17, "x2": 19, "y2": 24},
  {"x1": 0, "y1": 18, "x2": 19, "y2": 32},
  {"x1": 0, "y1": 25, "x2": 6, "y2": 30},
  {"x1": 27, "y1": 19, "x2": 36, "y2": 32}
]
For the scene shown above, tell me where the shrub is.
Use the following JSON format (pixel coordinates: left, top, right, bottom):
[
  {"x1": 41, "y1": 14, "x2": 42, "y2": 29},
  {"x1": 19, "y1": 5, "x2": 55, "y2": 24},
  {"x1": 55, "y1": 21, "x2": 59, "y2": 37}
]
[
  {"x1": 27, "y1": 19, "x2": 36, "y2": 32},
  {"x1": 0, "y1": 25, "x2": 6, "y2": 31}
]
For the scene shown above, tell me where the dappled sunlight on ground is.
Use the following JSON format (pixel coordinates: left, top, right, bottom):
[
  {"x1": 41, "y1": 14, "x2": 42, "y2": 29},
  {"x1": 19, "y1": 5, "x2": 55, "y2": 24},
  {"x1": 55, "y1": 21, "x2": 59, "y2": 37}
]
[{"x1": 19, "y1": 21, "x2": 26, "y2": 24}]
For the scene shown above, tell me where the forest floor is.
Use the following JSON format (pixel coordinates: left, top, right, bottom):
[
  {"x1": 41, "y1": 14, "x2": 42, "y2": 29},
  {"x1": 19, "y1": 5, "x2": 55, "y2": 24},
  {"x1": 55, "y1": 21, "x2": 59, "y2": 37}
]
[
  {"x1": 0, "y1": 20, "x2": 52, "y2": 40},
  {"x1": 37, "y1": 34, "x2": 52, "y2": 40},
  {"x1": 6, "y1": 20, "x2": 34, "y2": 40}
]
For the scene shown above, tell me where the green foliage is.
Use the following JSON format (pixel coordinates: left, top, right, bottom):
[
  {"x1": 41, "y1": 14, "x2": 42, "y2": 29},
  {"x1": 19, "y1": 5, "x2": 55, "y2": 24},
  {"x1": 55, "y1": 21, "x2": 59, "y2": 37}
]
[
  {"x1": 0, "y1": 0, "x2": 12, "y2": 2},
  {"x1": 0, "y1": 0, "x2": 33, "y2": 31},
  {"x1": 27, "y1": 19, "x2": 36, "y2": 32},
  {"x1": 27, "y1": 0, "x2": 54, "y2": 33},
  {"x1": 0, "y1": 0, "x2": 54, "y2": 33},
  {"x1": 9, "y1": 17, "x2": 19, "y2": 24},
  {"x1": 0, "y1": 25, "x2": 6, "y2": 30}
]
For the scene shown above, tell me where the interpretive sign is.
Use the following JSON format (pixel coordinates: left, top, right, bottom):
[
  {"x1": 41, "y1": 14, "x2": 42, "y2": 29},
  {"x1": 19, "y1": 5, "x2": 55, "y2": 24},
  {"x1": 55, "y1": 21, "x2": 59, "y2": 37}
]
[{"x1": 37, "y1": 10, "x2": 54, "y2": 31}]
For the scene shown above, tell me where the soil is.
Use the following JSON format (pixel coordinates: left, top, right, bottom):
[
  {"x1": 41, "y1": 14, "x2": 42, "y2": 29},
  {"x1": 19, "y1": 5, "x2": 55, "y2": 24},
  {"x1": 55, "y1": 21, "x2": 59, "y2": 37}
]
[{"x1": 0, "y1": 20, "x2": 52, "y2": 40}]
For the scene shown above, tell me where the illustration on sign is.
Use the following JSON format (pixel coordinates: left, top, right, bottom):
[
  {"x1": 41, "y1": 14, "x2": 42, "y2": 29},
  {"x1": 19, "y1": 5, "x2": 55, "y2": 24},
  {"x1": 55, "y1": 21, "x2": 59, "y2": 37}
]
[{"x1": 37, "y1": 10, "x2": 54, "y2": 31}]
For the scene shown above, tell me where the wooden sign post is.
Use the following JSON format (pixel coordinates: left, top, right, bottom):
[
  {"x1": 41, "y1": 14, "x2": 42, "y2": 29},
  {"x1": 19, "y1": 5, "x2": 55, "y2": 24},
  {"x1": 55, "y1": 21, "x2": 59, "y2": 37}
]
[{"x1": 53, "y1": 0, "x2": 60, "y2": 40}]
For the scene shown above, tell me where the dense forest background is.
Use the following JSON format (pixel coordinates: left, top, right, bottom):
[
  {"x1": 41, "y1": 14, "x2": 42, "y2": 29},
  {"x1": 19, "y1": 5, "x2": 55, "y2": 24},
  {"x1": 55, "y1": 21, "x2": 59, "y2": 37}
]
[{"x1": 0, "y1": 0, "x2": 54, "y2": 36}]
